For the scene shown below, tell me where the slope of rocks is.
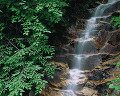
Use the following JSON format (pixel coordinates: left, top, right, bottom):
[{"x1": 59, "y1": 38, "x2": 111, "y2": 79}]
[{"x1": 38, "y1": 1, "x2": 120, "y2": 96}]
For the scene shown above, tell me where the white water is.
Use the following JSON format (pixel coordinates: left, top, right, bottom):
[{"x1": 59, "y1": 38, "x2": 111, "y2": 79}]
[{"x1": 63, "y1": 0, "x2": 120, "y2": 96}]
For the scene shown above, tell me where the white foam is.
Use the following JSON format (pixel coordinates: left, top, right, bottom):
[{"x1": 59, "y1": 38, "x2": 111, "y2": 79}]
[{"x1": 68, "y1": 69, "x2": 85, "y2": 84}]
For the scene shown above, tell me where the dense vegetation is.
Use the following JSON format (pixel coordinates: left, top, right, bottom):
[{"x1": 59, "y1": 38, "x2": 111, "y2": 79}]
[
  {"x1": 0, "y1": 0, "x2": 68, "y2": 96},
  {"x1": 0, "y1": 0, "x2": 119, "y2": 96}
]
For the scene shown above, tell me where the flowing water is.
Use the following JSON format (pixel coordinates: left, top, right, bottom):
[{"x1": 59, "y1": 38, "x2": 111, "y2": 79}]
[{"x1": 62, "y1": 0, "x2": 120, "y2": 96}]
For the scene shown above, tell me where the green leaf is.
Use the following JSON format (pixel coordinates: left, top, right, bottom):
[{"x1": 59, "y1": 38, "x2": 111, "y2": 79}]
[
  {"x1": 111, "y1": 80, "x2": 115, "y2": 82},
  {"x1": 116, "y1": 62, "x2": 120, "y2": 67},
  {"x1": 19, "y1": 2, "x2": 25, "y2": 5},
  {"x1": 115, "y1": 86, "x2": 120, "y2": 90},
  {"x1": 10, "y1": 6, "x2": 17, "y2": 11},
  {"x1": 114, "y1": 22, "x2": 119, "y2": 26},
  {"x1": 109, "y1": 84, "x2": 115, "y2": 88},
  {"x1": 110, "y1": 17, "x2": 115, "y2": 23},
  {"x1": 23, "y1": 6, "x2": 29, "y2": 9},
  {"x1": 0, "y1": 10, "x2": 2, "y2": 13}
]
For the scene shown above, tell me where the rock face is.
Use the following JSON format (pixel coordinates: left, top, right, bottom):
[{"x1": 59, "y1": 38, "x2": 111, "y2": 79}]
[
  {"x1": 103, "y1": 1, "x2": 120, "y2": 15},
  {"x1": 39, "y1": 1, "x2": 120, "y2": 96}
]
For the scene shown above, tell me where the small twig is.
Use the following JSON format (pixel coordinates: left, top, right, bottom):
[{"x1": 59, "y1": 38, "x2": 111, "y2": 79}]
[{"x1": 4, "y1": 36, "x2": 19, "y2": 50}]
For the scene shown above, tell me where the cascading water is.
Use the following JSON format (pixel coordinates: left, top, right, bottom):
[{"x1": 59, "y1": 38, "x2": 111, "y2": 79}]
[{"x1": 62, "y1": 0, "x2": 120, "y2": 96}]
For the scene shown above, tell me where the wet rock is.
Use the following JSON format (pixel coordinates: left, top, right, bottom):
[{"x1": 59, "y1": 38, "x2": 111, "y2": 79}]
[
  {"x1": 100, "y1": 43, "x2": 120, "y2": 54},
  {"x1": 88, "y1": 70, "x2": 110, "y2": 80},
  {"x1": 75, "y1": 19, "x2": 87, "y2": 30},
  {"x1": 100, "y1": 54, "x2": 113, "y2": 62},
  {"x1": 108, "y1": 29, "x2": 120, "y2": 46},
  {"x1": 103, "y1": 1, "x2": 120, "y2": 15},
  {"x1": 97, "y1": 23, "x2": 113, "y2": 31},
  {"x1": 99, "y1": 22, "x2": 113, "y2": 31},
  {"x1": 86, "y1": 76, "x2": 117, "y2": 87},
  {"x1": 81, "y1": 54, "x2": 102, "y2": 70},
  {"x1": 85, "y1": 83, "x2": 96, "y2": 89},
  {"x1": 60, "y1": 90, "x2": 76, "y2": 96},
  {"x1": 111, "y1": 10, "x2": 120, "y2": 17},
  {"x1": 77, "y1": 77, "x2": 88, "y2": 85},
  {"x1": 47, "y1": 62, "x2": 69, "y2": 88},
  {"x1": 60, "y1": 45, "x2": 75, "y2": 54},
  {"x1": 96, "y1": 83, "x2": 108, "y2": 95},
  {"x1": 42, "y1": 88, "x2": 63, "y2": 96},
  {"x1": 52, "y1": 55, "x2": 73, "y2": 65},
  {"x1": 76, "y1": 87, "x2": 98, "y2": 96},
  {"x1": 74, "y1": 40, "x2": 98, "y2": 54}
]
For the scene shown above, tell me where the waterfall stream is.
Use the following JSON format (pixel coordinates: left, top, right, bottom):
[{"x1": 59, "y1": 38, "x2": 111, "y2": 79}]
[{"x1": 62, "y1": 0, "x2": 120, "y2": 96}]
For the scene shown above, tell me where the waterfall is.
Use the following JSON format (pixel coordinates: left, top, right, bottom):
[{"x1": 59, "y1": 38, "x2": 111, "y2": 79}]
[
  {"x1": 95, "y1": 0, "x2": 120, "y2": 17},
  {"x1": 62, "y1": 0, "x2": 120, "y2": 96}
]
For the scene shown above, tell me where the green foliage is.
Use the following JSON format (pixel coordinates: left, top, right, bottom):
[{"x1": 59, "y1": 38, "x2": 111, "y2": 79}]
[
  {"x1": 106, "y1": 61, "x2": 120, "y2": 96},
  {"x1": 116, "y1": 62, "x2": 120, "y2": 67},
  {"x1": 110, "y1": 16, "x2": 120, "y2": 27},
  {"x1": 0, "y1": 0, "x2": 68, "y2": 96},
  {"x1": 106, "y1": 62, "x2": 120, "y2": 96},
  {"x1": 107, "y1": 75, "x2": 120, "y2": 89}
]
